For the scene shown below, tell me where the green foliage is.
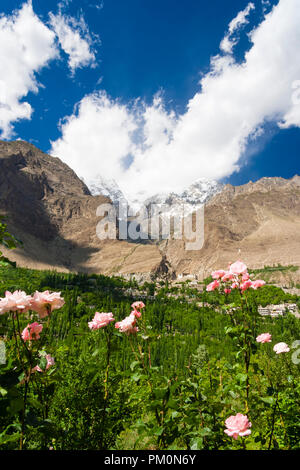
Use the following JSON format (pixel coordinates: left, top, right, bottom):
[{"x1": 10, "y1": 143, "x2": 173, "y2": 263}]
[
  {"x1": 0, "y1": 265, "x2": 299, "y2": 450},
  {"x1": 0, "y1": 215, "x2": 21, "y2": 267}
]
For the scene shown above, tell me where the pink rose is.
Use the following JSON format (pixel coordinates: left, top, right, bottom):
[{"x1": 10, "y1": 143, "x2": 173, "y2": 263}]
[
  {"x1": 131, "y1": 309, "x2": 142, "y2": 318},
  {"x1": 251, "y1": 280, "x2": 266, "y2": 289},
  {"x1": 131, "y1": 301, "x2": 145, "y2": 311},
  {"x1": 0, "y1": 290, "x2": 32, "y2": 314},
  {"x1": 21, "y1": 322, "x2": 43, "y2": 341},
  {"x1": 256, "y1": 333, "x2": 272, "y2": 343},
  {"x1": 30, "y1": 291, "x2": 65, "y2": 318},
  {"x1": 273, "y1": 342, "x2": 290, "y2": 354},
  {"x1": 115, "y1": 313, "x2": 139, "y2": 335},
  {"x1": 242, "y1": 272, "x2": 250, "y2": 281},
  {"x1": 224, "y1": 288, "x2": 232, "y2": 294},
  {"x1": 240, "y1": 280, "x2": 253, "y2": 291},
  {"x1": 206, "y1": 280, "x2": 220, "y2": 292},
  {"x1": 131, "y1": 301, "x2": 145, "y2": 318},
  {"x1": 224, "y1": 413, "x2": 252, "y2": 440},
  {"x1": 229, "y1": 261, "x2": 248, "y2": 276},
  {"x1": 221, "y1": 271, "x2": 234, "y2": 282},
  {"x1": 211, "y1": 270, "x2": 226, "y2": 280},
  {"x1": 88, "y1": 312, "x2": 115, "y2": 330}
]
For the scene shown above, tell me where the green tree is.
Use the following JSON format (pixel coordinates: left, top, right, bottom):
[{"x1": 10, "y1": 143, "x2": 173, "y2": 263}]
[{"x1": 0, "y1": 216, "x2": 20, "y2": 267}]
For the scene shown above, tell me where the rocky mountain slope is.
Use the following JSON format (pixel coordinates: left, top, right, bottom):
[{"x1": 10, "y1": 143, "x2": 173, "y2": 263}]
[
  {"x1": 1, "y1": 140, "x2": 300, "y2": 282},
  {"x1": 0, "y1": 140, "x2": 161, "y2": 273},
  {"x1": 162, "y1": 175, "x2": 300, "y2": 280}
]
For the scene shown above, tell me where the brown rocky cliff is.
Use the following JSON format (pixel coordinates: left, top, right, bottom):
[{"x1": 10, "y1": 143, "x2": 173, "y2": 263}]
[
  {"x1": 0, "y1": 140, "x2": 162, "y2": 273},
  {"x1": 0, "y1": 141, "x2": 108, "y2": 270}
]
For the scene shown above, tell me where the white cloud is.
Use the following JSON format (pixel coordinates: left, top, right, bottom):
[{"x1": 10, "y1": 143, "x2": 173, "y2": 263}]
[
  {"x1": 51, "y1": 92, "x2": 137, "y2": 181},
  {"x1": 0, "y1": 0, "x2": 58, "y2": 138},
  {"x1": 0, "y1": 1, "x2": 99, "y2": 138},
  {"x1": 220, "y1": 35, "x2": 236, "y2": 55},
  {"x1": 228, "y1": 2, "x2": 255, "y2": 34},
  {"x1": 49, "y1": 11, "x2": 97, "y2": 73},
  {"x1": 142, "y1": 93, "x2": 177, "y2": 148},
  {"x1": 279, "y1": 80, "x2": 300, "y2": 128},
  {"x1": 220, "y1": 2, "x2": 255, "y2": 54},
  {"x1": 51, "y1": 0, "x2": 300, "y2": 202}
]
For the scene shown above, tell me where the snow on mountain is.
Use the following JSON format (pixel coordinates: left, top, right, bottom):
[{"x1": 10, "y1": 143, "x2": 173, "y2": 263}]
[
  {"x1": 86, "y1": 175, "x2": 222, "y2": 210},
  {"x1": 85, "y1": 177, "x2": 223, "y2": 237},
  {"x1": 85, "y1": 175, "x2": 127, "y2": 205},
  {"x1": 144, "y1": 178, "x2": 223, "y2": 216}
]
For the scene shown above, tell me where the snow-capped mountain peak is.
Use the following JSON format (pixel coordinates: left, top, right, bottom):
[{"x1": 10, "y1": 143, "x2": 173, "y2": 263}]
[
  {"x1": 85, "y1": 175, "x2": 127, "y2": 205},
  {"x1": 84, "y1": 176, "x2": 223, "y2": 224},
  {"x1": 144, "y1": 178, "x2": 223, "y2": 208}
]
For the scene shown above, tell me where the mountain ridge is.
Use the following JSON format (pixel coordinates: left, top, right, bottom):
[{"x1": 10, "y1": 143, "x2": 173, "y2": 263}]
[{"x1": 1, "y1": 140, "x2": 299, "y2": 281}]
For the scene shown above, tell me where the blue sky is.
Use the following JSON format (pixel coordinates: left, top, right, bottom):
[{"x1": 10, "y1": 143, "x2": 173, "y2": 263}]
[{"x1": 0, "y1": 0, "x2": 299, "y2": 200}]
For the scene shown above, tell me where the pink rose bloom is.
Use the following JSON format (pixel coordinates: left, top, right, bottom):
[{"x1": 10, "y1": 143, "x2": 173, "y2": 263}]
[
  {"x1": 231, "y1": 282, "x2": 239, "y2": 289},
  {"x1": 224, "y1": 288, "x2": 231, "y2": 294},
  {"x1": 211, "y1": 270, "x2": 226, "y2": 280},
  {"x1": 131, "y1": 301, "x2": 145, "y2": 310},
  {"x1": 273, "y1": 342, "x2": 290, "y2": 354},
  {"x1": 251, "y1": 280, "x2": 266, "y2": 289},
  {"x1": 224, "y1": 413, "x2": 252, "y2": 440},
  {"x1": 240, "y1": 280, "x2": 253, "y2": 291},
  {"x1": 34, "y1": 354, "x2": 55, "y2": 373},
  {"x1": 256, "y1": 333, "x2": 272, "y2": 343},
  {"x1": 115, "y1": 313, "x2": 139, "y2": 335},
  {"x1": 30, "y1": 291, "x2": 65, "y2": 318},
  {"x1": 221, "y1": 271, "x2": 234, "y2": 282},
  {"x1": 242, "y1": 272, "x2": 250, "y2": 281},
  {"x1": 206, "y1": 280, "x2": 220, "y2": 292},
  {"x1": 131, "y1": 301, "x2": 145, "y2": 318},
  {"x1": 229, "y1": 261, "x2": 248, "y2": 276},
  {"x1": 88, "y1": 312, "x2": 115, "y2": 330},
  {"x1": 0, "y1": 290, "x2": 32, "y2": 314},
  {"x1": 21, "y1": 322, "x2": 43, "y2": 341},
  {"x1": 131, "y1": 309, "x2": 142, "y2": 318}
]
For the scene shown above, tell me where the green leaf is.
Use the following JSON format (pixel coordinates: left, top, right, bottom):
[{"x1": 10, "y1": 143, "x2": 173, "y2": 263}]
[
  {"x1": 18, "y1": 372, "x2": 25, "y2": 383},
  {"x1": 236, "y1": 373, "x2": 248, "y2": 383},
  {"x1": 261, "y1": 396, "x2": 275, "y2": 405},
  {"x1": 190, "y1": 437, "x2": 204, "y2": 450},
  {"x1": 224, "y1": 327, "x2": 234, "y2": 335},
  {"x1": 153, "y1": 387, "x2": 168, "y2": 399},
  {"x1": 199, "y1": 427, "x2": 211, "y2": 437},
  {"x1": 130, "y1": 360, "x2": 140, "y2": 371},
  {"x1": 0, "y1": 386, "x2": 7, "y2": 397},
  {"x1": 166, "y1": 398, "x2": 178, "y2": 410},
  {"x1": 0, "y1": 431, "x2": 20, "y2": 446},
  {"x1": 153, "y1": 426, "x2": 164, "y2": 436},
  {"x1": 38, "y1": 356, "x2": 47, "y2": 371},
  {"x1": 131, "y1": 372, "x2": 145, "y2": 382}
]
